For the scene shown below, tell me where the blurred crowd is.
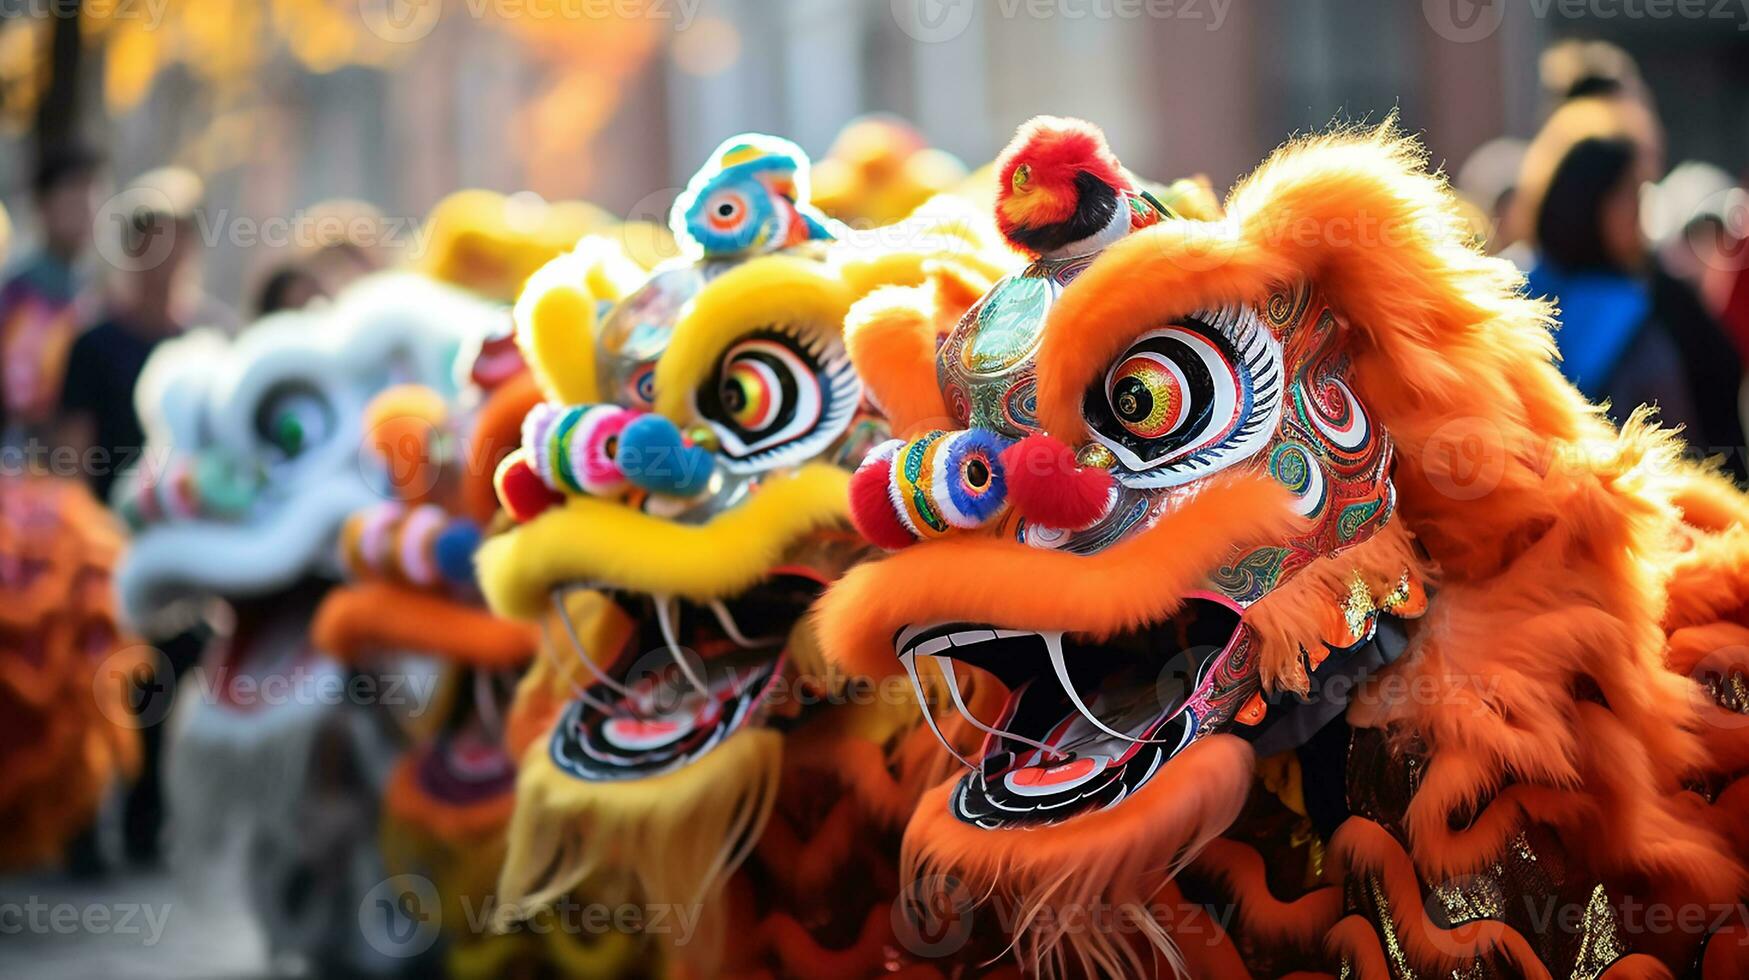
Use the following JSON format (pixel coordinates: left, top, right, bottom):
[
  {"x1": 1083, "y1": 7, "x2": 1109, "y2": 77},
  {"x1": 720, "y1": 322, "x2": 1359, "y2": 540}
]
[{"x1": 1460, "y1": 39, "x2": 1749, "y2": 480}]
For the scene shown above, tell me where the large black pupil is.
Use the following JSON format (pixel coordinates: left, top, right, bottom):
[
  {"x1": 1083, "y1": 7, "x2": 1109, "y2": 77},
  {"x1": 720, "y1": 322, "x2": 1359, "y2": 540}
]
[
  {"x1": 965, "y1": 458, "x2": 989, "y2": 488},
  {"x1": 717, "y1": 202, "x2": 735, "y2": 217},
  {"x1": 1114, "y1": 376, "x2": 1152, "y2": 422},
  {"x1": 721, "y1": 378, "x2": 746, "y2": 412}
]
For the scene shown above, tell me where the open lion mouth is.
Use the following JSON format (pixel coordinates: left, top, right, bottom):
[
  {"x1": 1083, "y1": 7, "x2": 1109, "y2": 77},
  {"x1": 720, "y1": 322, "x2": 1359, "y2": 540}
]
[
  {"x1": 894, "y1": 596, "x2": 1251, "y2": 829},
  {"x1": 545, "y1": 573, "x2": 824, "y2": 781}
]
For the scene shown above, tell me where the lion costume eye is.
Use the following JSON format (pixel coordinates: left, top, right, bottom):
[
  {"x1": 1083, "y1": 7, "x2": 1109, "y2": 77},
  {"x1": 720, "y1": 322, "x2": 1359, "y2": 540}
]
[
  {"x1": 696, "y1": 327, "x2": 861, "y2": 473},
  {"x1": 1083, "y1": 308, "x2": 1283, "y2": 488},
  {"x1": 704, "y1": 189, "x2": 749, "y2": 235},
  {"x1": 255, "y1": 384, "x2": 334, "y2": 461}
]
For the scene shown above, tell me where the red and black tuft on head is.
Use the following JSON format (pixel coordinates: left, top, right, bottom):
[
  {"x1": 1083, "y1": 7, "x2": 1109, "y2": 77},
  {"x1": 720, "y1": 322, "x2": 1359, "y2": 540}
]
[{"x1": 995, "y1": 116, "x2": 1128, "y2": 257}]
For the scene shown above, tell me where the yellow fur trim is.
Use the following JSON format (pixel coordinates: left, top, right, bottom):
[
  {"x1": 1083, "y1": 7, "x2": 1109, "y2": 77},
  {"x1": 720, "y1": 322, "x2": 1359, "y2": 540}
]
[
  {"x1": 837, "y1": 196, "x2": 1014, "y2": 295},
  {"x1": 478, "y1": 463, "x2": 851, "y2": 619},
  {"x1": 418, "y1": 189, "x2": 616, "y2": 300},
  {"x1": 651, "y1": 255, "x2": 856, "y2": 421},
  {"x1": 496, "y1": 726, "x2": 782, "y2": 967},
  {"x1": 513, "y1": 238, "x2": 647, "y2": 404}
]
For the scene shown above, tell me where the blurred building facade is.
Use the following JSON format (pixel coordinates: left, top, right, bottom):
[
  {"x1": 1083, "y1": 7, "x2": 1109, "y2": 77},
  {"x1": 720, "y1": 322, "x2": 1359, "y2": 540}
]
[{"x1": 1, "y1": 0, "x2": 1746, "y2": 310}]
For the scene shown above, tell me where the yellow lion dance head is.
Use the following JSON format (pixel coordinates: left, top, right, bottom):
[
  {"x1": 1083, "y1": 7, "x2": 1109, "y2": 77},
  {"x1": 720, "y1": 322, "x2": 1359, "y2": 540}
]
[{"x1": 476, "y1": 133, "x2": 1010, "y2": 973}]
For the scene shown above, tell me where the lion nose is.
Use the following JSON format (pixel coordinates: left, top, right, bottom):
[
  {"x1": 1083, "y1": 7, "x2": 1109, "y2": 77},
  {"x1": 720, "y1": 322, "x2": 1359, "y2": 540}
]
[
  {"x1": 616, "y1": 414, "x2": 716, "y2": 498},
  {"x1": 848, "y1": 430, "x2": 1113, "y2": 550},
  {"x1": 118, "y1": 451, "x2": 262, "y2": 529}
]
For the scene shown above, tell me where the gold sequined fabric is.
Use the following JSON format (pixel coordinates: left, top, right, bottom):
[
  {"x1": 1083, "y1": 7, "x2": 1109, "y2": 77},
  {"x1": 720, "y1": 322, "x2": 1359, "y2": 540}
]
[{"x1": 1342, "y1": 727, "x2": 1633, "y2": 979}]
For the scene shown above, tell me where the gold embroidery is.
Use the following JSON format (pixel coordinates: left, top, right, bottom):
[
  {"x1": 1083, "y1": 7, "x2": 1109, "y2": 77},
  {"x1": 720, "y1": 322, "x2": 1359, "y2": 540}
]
[
  {"x1": 1343, "y1": 573, "x2": 1377, "y2": 640},
  {"x1": 1366, "y1": 874, "x2": 1419, "y2": 979},
  {"x1": 1569, "y1": 884, "x2": 1629, "y2": 980}
]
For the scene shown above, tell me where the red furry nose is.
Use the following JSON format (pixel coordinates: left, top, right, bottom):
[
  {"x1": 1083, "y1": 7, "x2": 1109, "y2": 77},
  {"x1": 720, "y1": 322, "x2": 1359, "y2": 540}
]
[{"x1": 1000, "y1": 435, "x2": 1114, "y2": 531}]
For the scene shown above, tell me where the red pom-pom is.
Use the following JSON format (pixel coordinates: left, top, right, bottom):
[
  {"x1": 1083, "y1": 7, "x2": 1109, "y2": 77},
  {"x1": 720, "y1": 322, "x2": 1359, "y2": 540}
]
[
  {"x1": 1000, "y1": 435, "x2": 1113, "y2": 531},
  {"x1": 848, "y1": 457, "x2": 916, "y2": 550},
  {"x1": 495, "y1": 451, "x2": 563, "y2": 523}
]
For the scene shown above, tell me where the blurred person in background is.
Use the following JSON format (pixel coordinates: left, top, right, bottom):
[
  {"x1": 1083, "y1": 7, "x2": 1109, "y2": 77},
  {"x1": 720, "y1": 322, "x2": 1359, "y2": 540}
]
[
  {"x1": 251, "y1": 261, "x2": 326, "y2": 317},
  {"x1": 299, "y1": 198, "x2": 392, "y2": 296},
  {"x1": 1456, "y1": 136, "x2": 1527, "y2": 259},
  {"x1": 1644, "y1": 162, "x2": 1736, "y2": 299},
  {"x1": 1539, "y1": 37, "x2": 1653, "y2": 108},
  {"x1": 1713, "y1": 183, "x2": 1749, "y2": 365},
  {"x1": 243, "y1": 197, "x2": 392, "y2": 319},
  {"x1": 1508, "y1": 42, "x2": 1666, "y2": 251},
  {"x1": 57, "y1": 167, "x2": 219, "y2": 504},
  {"x1": 1513, "y1": 39, "x2": 1746, "y2": 479},
  {"x1": 54, "y1": 170, "x2": 225, "y2": 871},
  {"x1": 0, "y1": 145, "x2": 102, "y2": 440},
  {"x1": 1527, "y1": 136, "x2": 1747, "y2": 479}
]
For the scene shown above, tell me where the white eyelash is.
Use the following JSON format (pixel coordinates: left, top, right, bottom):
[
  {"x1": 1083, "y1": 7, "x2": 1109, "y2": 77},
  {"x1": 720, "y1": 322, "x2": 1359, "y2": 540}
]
[
  {"x1": 708, "y1": 326, "x2": 863, "y2": 475},
  {"x1": 1104, "y1": 305, "x2": 1284, "y2": 490}
]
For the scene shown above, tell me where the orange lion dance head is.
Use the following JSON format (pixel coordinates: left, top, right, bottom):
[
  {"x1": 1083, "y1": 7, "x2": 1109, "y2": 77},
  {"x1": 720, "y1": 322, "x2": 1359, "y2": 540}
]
[{"x1": 821, "y1": 117, "x2": 1749, "y2": 977}]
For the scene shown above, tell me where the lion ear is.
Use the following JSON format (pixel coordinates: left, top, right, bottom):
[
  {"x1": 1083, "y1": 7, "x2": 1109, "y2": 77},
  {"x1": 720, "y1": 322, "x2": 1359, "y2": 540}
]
[
  {"x1": 930, "y1": 256, "x2": 993, "y2": 330},
  {"x1": 512, "y1": 237, "x2": 644, "y2": 404},
  {"x1": 1228, "y1": 126, "x2": 1515, "y2": 348},
  {"x1": 846, "y1": 286, "x2": 946, "y2": 437},
  {"x1": 844, "y1": 256, "x2": 993, "y2": 438}
]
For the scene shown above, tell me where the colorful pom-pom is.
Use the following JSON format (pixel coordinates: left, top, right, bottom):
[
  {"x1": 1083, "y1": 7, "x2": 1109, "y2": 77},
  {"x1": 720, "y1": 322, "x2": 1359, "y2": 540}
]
[
  {"x1": 523, "y1": 402, "x2": 639, "y2": 497},
  {"x1": 1000, "y1": 435, "x2": 1114, "y2": 531},
  {"x1": 397, "y1": 503, "x2": 447, "y2": 586},
  {"x1": 433, "y1": 519, "x2": 482, "y2": 586},
  {"x1": 932, "y1": 428, "x2": 1011, "y2": 528},
  {"x1": 890, "y1": 431, "x2": 953, "y2": 540},
  {"x1": 616, "y1": 413, "x2": 716, "y2": 497},
  {"x1": 849, "y1": 457, "x2": 917, "y2": 551},
  {"x1": 495, "y1": 450, "x2": 563, "y2": 523}
]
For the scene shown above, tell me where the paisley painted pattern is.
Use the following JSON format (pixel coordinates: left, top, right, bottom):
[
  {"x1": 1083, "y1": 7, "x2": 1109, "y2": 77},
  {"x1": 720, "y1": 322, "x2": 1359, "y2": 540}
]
[{"x1": 1211, "y1": 282, "x2": 1394, "y2": 605}]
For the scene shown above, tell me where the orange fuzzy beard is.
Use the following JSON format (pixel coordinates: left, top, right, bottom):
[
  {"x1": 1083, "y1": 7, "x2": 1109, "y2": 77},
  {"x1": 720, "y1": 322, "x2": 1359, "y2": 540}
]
[{"x1": 902, "y1": 735, "x2": 1255, "y2": 977}]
